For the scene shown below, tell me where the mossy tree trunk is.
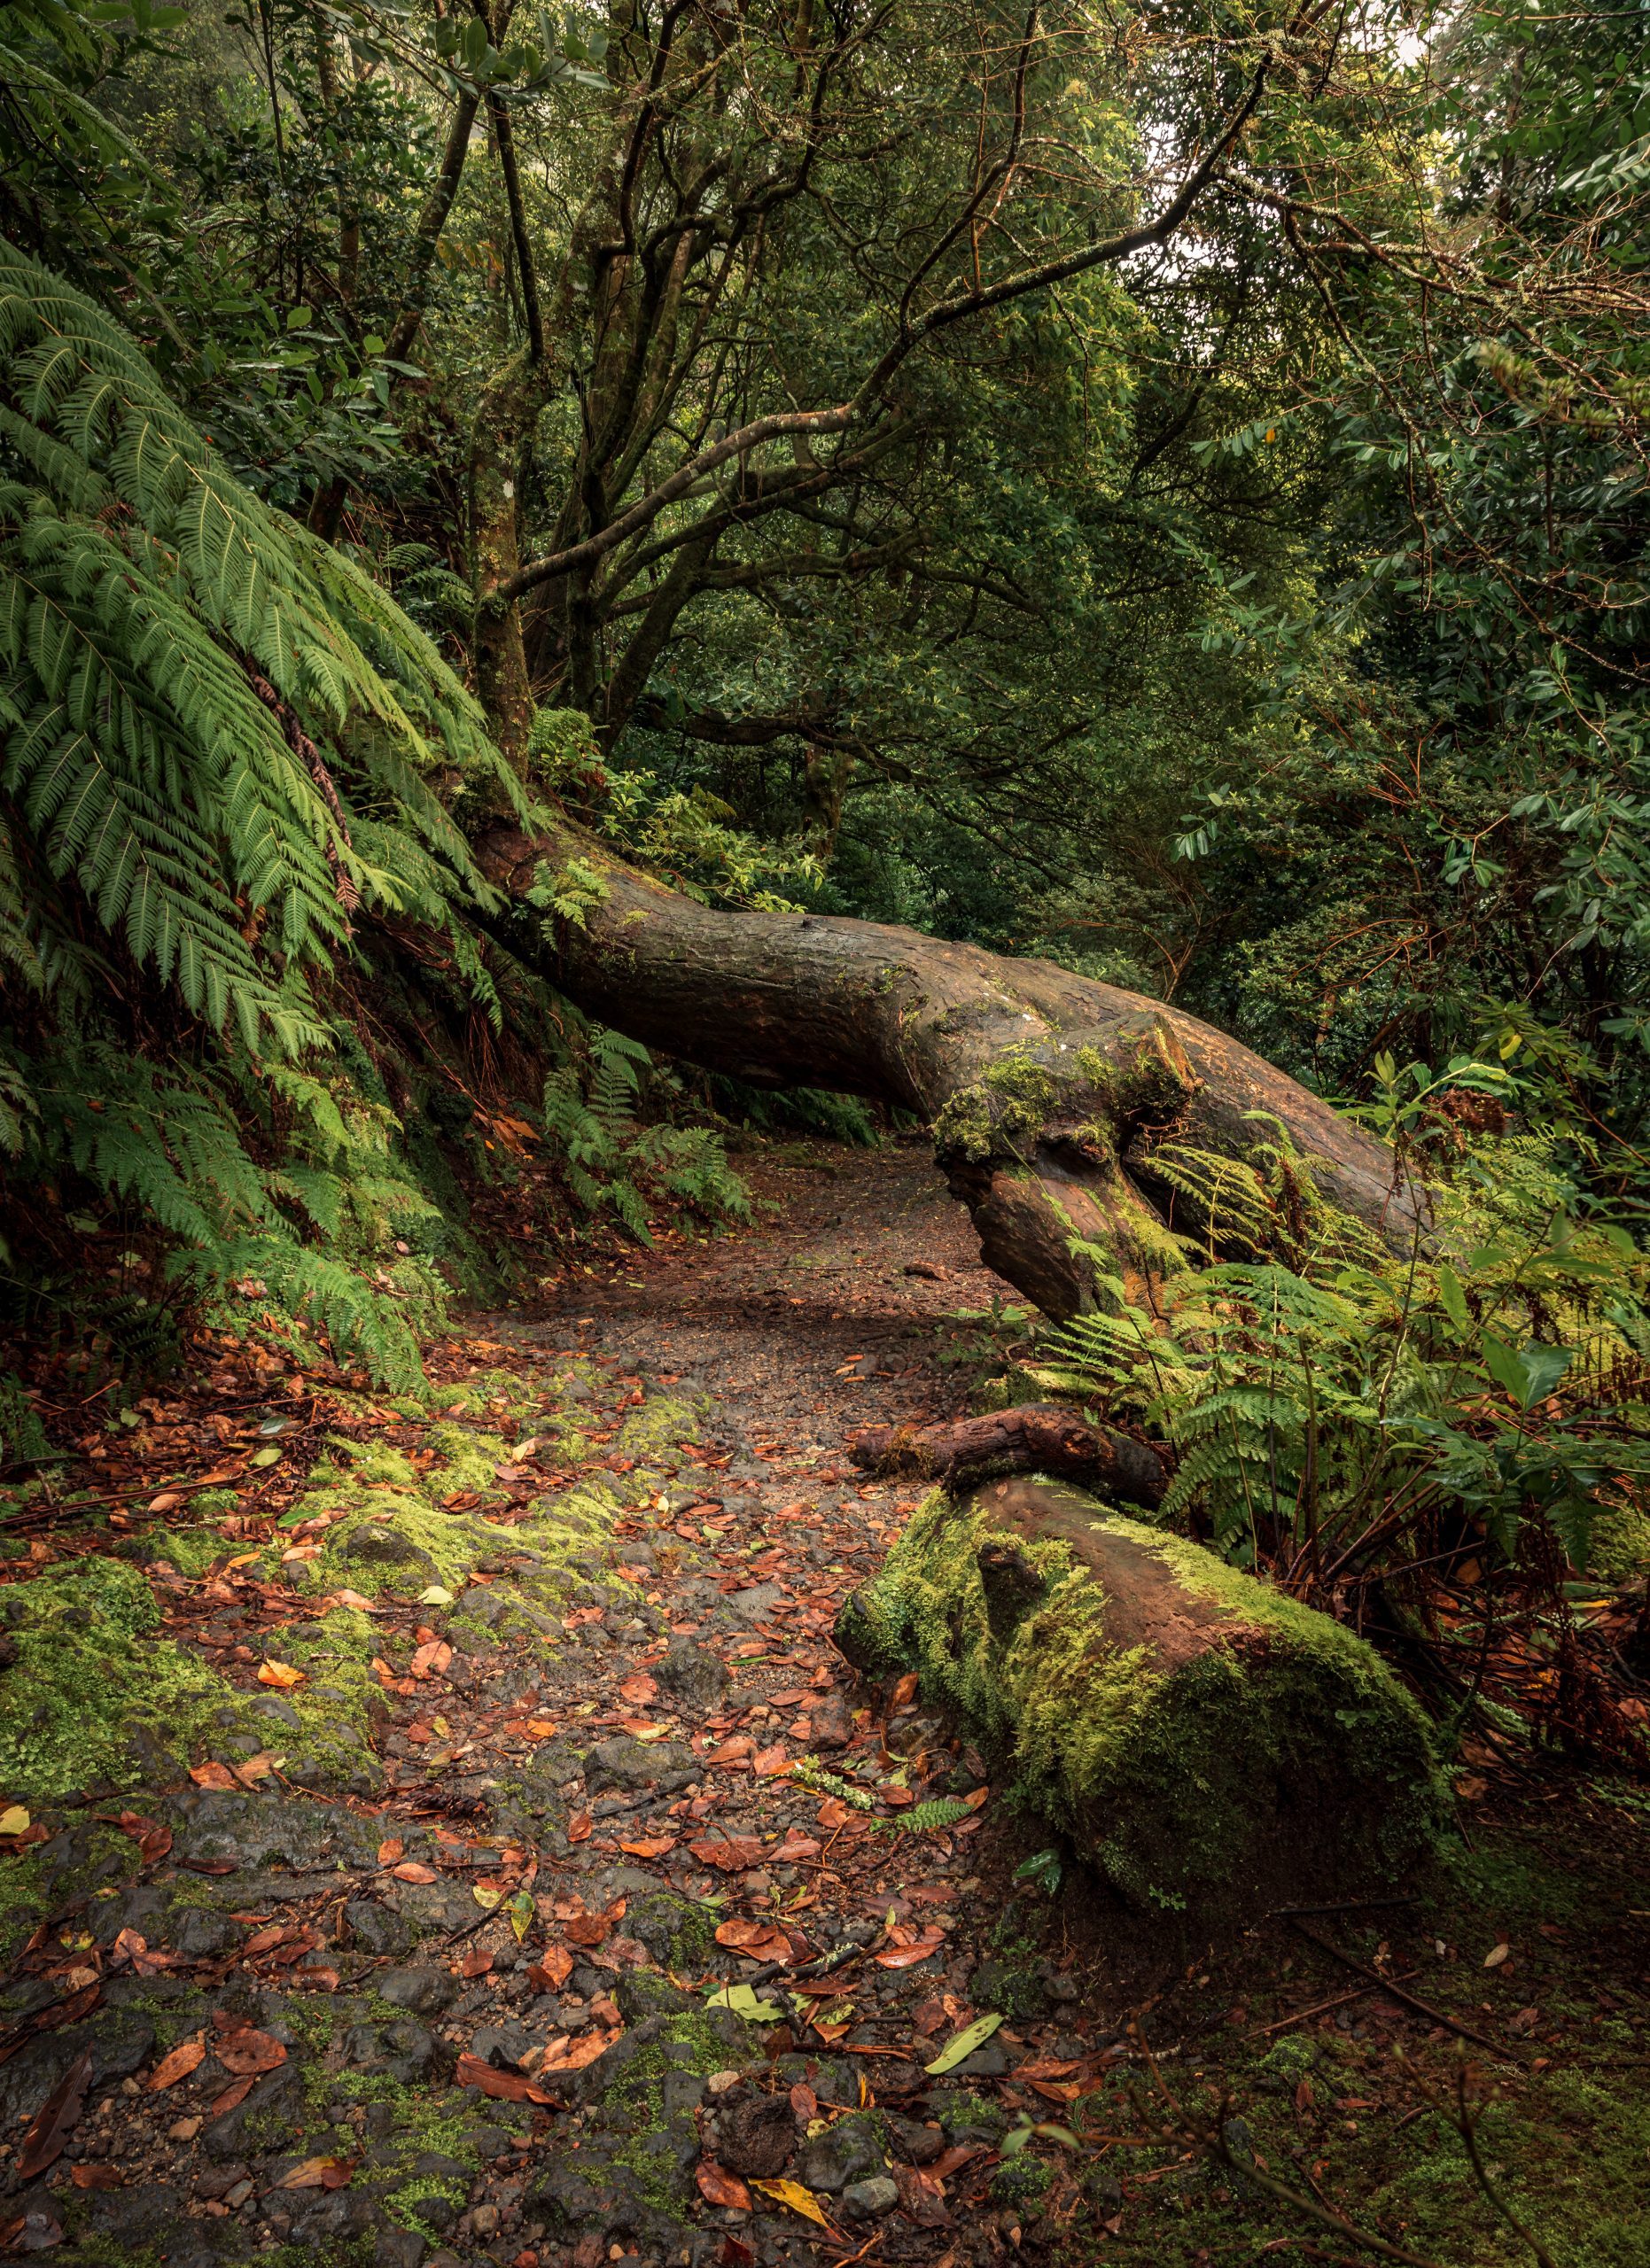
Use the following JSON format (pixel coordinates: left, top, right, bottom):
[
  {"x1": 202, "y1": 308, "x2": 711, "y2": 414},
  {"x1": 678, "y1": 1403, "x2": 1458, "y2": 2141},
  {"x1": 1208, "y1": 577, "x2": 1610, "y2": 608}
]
[{"x1": 476, "y1": 816, "x2": 1415, "y2": 1317}]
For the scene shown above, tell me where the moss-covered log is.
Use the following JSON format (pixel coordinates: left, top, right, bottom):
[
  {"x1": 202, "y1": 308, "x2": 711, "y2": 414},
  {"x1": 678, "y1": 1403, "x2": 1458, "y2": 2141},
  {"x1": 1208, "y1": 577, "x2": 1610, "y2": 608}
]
[
  {"x1": 476, "y1": 816, "x2": 1419, "y2": 1317},
  {"x1": 836, "y1": 1476, "x2": 1445, "y2": 1924}
]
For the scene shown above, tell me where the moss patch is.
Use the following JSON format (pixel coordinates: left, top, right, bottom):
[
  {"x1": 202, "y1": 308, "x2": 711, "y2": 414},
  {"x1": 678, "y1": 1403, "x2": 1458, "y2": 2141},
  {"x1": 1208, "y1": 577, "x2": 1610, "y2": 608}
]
[{"x1": 0, "y1": 1557, "x2": 225, "y2": 1805}]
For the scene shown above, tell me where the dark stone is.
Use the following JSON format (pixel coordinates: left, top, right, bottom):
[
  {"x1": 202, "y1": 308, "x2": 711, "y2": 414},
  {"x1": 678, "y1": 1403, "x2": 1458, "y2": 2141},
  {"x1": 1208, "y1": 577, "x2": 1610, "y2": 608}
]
[
  {"x1": 69, "y1": 2179, "x2": 193, "y2": 2248},
  {"x1": 401, "y1": 2192, "x2": 457, "y2": 2233},
  {"x1": 798, "y1": 2112, "x2": 885, "y2": 2194},
  {"x1": 725, "y1": 1583, "x2": 782, "y2": 1627},
  {"x1": 167, "y1": 1787, "x2": 378, "y2": 1872},
  {"x1": 654, "y1": 1637, "x2": 728, "y2": 1708},
  {"x1": 173, "y1": 1906, "x2": 240, "y2": 1960},
  {"x1": 470, "y1": 2021, "x2": 532, "y2": 2070},
  {"x1": 718, "y1": 2091, "x2": 796, "y2": 2179},
  {"x1": 377, "y1": 1965, "x2": 457, "y2": 2015},
  {"x1": 376, "y1": 2232, "x2": 429, "y2": 2268},
  {"x1": 613, "y1": 1971, "x2": 699, "y2": 2025},
  {"x1": 625, "y1": 1890, "x2": 712, "y2": 1968},
  {"x1": 202, "y1": 2063, "x2": 305, "y2": 2162},
  {"x1": 0, "y1": 2014, "x2": 156, "y2": 2125},
  {"x1": 583, "y1": 1735, "x2": 694, "y2": 1794},
  {"x1": 889, "y1": 2117, "x2": 946, "y2": 2165},
  {"x1": 341, "y1": 2016, "x2": 443, "y2": 2085},
  {"x1": 345, "y1": 1899, "x2": 415, "y2": 1956},
  {"x1": 288, "y1": 2187, "x2": 379, "y2": 2243}
]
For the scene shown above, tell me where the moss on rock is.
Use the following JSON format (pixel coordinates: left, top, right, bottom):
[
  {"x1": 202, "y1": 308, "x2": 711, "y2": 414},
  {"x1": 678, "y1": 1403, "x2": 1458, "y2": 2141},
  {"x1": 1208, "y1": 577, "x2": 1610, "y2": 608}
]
[{"x1": 840, "y1": 1481, "x2": 1445, "y2": 1922}]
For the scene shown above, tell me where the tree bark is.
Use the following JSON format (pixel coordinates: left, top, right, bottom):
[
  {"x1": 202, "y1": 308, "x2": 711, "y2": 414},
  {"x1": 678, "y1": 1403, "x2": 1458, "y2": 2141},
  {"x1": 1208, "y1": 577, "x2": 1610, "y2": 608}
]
[
  {"x1": 474, "y1": 816, "x2": 1418, "y2": 1317},
  {"x1": 849, "y1": 1407, "x2": 1166, "y2": 1511}
]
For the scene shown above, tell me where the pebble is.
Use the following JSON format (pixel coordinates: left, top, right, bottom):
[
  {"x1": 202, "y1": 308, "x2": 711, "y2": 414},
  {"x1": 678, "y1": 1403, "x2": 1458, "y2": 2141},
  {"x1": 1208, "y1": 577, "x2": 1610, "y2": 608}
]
[{"x1": 167, "y1": 2116, "x2": 202, "y2": 2141}]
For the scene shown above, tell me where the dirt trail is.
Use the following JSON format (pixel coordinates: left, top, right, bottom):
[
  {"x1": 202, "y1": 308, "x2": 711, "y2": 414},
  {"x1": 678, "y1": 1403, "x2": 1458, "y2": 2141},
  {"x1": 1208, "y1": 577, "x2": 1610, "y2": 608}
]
[{"x1": 6, "y1": 1137, "x2": 1646, "y2": 2268}]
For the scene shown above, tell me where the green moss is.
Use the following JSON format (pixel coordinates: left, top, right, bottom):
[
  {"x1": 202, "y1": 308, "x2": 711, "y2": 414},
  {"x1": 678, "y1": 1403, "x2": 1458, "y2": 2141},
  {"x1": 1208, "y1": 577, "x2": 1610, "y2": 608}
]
[
  {"x1": 1588, "y1": 1502, "x2": 1650, "y2": 1584},
  {"x1": 616, "y1": 1393, "x2": 697, "y2": 1460},
  {"x1": 990, "y1": 2154, "x2": 1055, "y2": 2209},
  {"x1": 227, "y1": 1608, "x2": 382, "y2": 1790},
  {"x1": 0, "y1": 1556, "x2": 227, "y2": 1804},
  {"x1": 849, "y1": 1489, "x2": 1445, "y2": 1915}
]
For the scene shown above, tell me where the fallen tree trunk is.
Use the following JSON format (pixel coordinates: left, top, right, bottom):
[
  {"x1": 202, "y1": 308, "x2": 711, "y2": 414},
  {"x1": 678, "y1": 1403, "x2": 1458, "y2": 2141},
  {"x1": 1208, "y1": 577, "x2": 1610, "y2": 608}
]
[
  {"x1": 835, "y1": 1476, "x2": 1445, "y2": 1925},
  {"x1": 476, "y1": 817, "x2": 1419, "y2": 1317},
  {"x1": 849, "y1": 1406, "x2": 1166, "y2": 1511}
]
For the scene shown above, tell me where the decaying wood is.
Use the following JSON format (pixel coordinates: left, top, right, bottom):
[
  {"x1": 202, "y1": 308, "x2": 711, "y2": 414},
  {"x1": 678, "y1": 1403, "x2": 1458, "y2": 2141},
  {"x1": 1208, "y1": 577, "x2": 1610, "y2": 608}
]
[
  {"x1": 848, "y1": 1404, "x2": 1166, "y2": 1511},
  {"x1": 476, "y1": 815, "x2": 1420, "y2": 1319}
]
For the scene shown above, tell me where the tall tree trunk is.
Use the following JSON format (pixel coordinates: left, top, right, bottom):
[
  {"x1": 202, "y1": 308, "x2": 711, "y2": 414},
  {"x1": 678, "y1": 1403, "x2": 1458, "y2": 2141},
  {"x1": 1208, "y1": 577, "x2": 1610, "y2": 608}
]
[{"x1": 475, "y1": 819, "x2": 1417, "y2": 1315}]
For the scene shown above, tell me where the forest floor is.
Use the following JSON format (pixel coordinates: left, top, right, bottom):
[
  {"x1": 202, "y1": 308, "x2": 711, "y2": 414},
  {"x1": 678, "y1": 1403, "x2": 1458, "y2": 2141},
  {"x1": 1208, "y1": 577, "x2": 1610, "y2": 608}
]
[{"x1": 0, "y1": 1134, "x2": 1647, "y2": 2268}]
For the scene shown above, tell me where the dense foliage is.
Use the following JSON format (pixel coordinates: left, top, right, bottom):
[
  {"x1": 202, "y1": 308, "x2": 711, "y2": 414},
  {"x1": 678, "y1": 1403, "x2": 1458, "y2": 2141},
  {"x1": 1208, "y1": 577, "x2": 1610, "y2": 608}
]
[{"x1": 0, "y1": 0, "x2": 1646, "y2": 1742}]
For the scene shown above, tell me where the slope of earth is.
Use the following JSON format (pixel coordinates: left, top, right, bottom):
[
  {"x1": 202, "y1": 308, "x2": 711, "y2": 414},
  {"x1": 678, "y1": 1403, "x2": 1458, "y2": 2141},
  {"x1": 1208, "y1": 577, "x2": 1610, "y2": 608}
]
[{"x1": 0, "y1": 1133, "x2": 1646, "y2": 2268}]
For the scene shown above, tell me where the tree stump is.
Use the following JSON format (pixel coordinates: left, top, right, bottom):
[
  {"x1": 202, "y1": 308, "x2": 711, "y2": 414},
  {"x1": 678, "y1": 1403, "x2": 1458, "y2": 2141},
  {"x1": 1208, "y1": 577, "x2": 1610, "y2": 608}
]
[{"x1": 836, "y1": 1477, "x2": 1444, "y2": 1925}]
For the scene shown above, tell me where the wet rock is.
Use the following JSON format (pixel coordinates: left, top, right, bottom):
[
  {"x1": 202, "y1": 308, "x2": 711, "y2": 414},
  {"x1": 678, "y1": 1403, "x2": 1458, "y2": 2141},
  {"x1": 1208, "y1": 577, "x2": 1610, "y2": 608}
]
[
  {"x1": 471, "y1": 2020, "x2": 532, "y2": 2069},
  {"x1": 798, "y1": 2112, "x2": 886, "y2": 2194},
  {"x1": 725, "y1": 1583, "x2": 782, "y2": 1627},
  {"x1": 203, "y1": 2063, "x2": 305, "y2": 2162},
  {"x1": 287, "y1": 2187, "x2": 380, "y2": 2243},
  {"x1": 172, "y1": 1906, "x2": 240, "y2": 1960},
  {"x1": 626, "y1": 1889, "x2": 715, "y2": 1969},
  {"x1": 889, "y1": 2116, "x2": 946, "y2": 2164},
  {"x1": 655, "y1": 1637, "x2": 728, "y2": 1708},
  {"x1": 841, "y1": 2175, "x2": 900, "y2": 2221},
  {"x1": 0, "y1": 2013, "x2": 156, "y2": 2124},
  {"x1": 375, "y1": 2232, "x2": 428, "y2": 2268},
  {"x1": 718, "y1": 2090, "x2": 796, "y2": 2178},
  {"x1": 377, "y1": 1965, "x2": 457, "y2": 2016},
  {"x1": 341, "y1": 2016, "x2": 444, "y2": 2085},
  {"x1": 809, "y1": 1690, "x2": 854, "y2": 1748},
  {"x1": 584, "y1": 1734, "x2": 695, "y2": 1794},
  {"x1": 168, "y1": 1787, "x2": 378, "y2": 1872}
]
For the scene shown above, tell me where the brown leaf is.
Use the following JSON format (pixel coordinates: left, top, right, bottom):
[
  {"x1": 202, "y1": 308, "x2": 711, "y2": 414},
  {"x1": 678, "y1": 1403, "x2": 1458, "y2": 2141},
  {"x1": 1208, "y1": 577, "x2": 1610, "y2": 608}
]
[
  {"x1": 567, "y1": 1811, "x2": 593, "y2": 1844},
  {"x1": 16, "y1": 2049, "x2": 92, "y2": 2180},
  {"x1": 454, "y1": 2054, "x2": 551, "y2": 2104},
  {"x1": 461, "y1": 1948, "x2": 494, "y2": 1979},
  {"x1": 241, "y1": 1924, "x2": 293, "y2": 1959},
  {"x1": 751, "y1": 1745, "x2": 790, "y2": 1778},
  {"x1": 376, "y1": 1837, "x2": 404, "y2": 1866},
  {"x1": 891, "y1": 1673, "x2": 919, "y2": 1708},
  {"x1": 564, "y1": 1914, "x2": 610, "y2": 1948},
  {"x1": 256, "y1": 1660, "x2": 305, "y2": 1689},
  {"x1": 528, "y1": 1946, "x2": 574, "y2": 1992},
  {"x1": 703, "y1": 1737, "x2": 754, "y2": 1767},
  {"x1": 208, "y1": 2077, "x2": 255, "y2": 2117},
  {"x1": 214, "y1": 2029, "x2": 287, "y2": 2078},
  {"x1": 689, "y1": 1836, "x2": 765, "y2": 1873},
  {"x1": 618, "y1": 1835, "x2": 677, "y2": 1860},
  {"x1": 771, "y1": 1831, "x2": 821, "y2": 1862},
  {"x1": 409, "y1": 1639, "x2": 452, "y2": 1680},
  {"x1": 619, "y1": 1674, "x2": 658, "y2": 1705},
  {"x1": 391, "y1": 1861, "x2": 439, "y2": 1885},
  {"x1": 67, "y1": 2165, "x2": 122, "y2": 2191},
  {"x1": 278, "y1": 2156, "x2": 355, "y2": 2190},
  {"x1": 147, "y1": 2037, "x2": 206, "y2": 2091},
  {"x1": 188, "y1": 1762, "x2": 240, "y2": 1790},
  {"x1": 874, "y1": 1935, "x2": 943, "y2": 1969},
  {"x1": 697, "y1": 2160, "x2": 752, "y2": 2211}
]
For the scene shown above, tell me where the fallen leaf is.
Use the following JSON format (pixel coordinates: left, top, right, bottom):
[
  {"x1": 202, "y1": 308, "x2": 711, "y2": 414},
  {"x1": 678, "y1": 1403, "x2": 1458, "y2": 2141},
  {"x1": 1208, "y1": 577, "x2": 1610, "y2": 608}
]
[
  {"x1": 392, "y1": 1861, "x2": 438, "y2": 1885},
  {"x1": 187, "y1": 1762, "x2": 239, "y2": 1790},
  {"x1": 816, "y1": 1798, "x2": 852, "y2": 1829},
  {"x1": 214, "y1": 2029, "x2": 287, "y2": 2078},
  {"x1": 1484, "y1": 1943, "x2": 1511, "y2": 1968},
  {"x1": 208, "y1": 2077, "x2": 255, "y2": 2117},
  {"x1": 689, "y1": 1836, "x2": 765, "y2": 1873},
  {"x1": 147, "y1": 2038, "x2": 206, "y2": 2091},
  {"x1": 619, "y1": 1674, "x2": 658, "y2": 1705},
  {"x1": 924, "y1": 2012, "x2": 1003, "y2": 2074},
  {"x1": 0, "y1": 1805, "x2": 30, "y2": 1837},
  {"x1": 256, "y1": 1660, "x2": 305, "y2": 1689},
  {"x1": 619, "y1": 1834, "x2": 678, "y2": 1860},
  {"x1": 704, "y1": 1737, "x2": 754, "y2": 1767},
  {"x1": 874, "y1": 1934, "x2": 943, "y2": 1969},
  {"x1": 771, "y1": 1831, "x2": 821, "y2": 1862},
  {"x1": 329, "y1": 1588, "x2": 378, "y2": 1613},
  {"x1": 751, "y1": 2178, "x2": 832, "y2": 2228},
  {"x1": 409, "y1": 1638, "x2": 453, "y2": 1680},
  {"x1": 0, "y1": 2207, "x2": 62, "y2": 2251},
  {"x1": 279, "y1": 2156, "x2": 355, "y2": 2190},
  {"x1": 455, "y1": 2054, "x2": 551, "y2": 2104},
  {"x1": 528, "y1": 1946, "x2": 574, "y2": 1992},
  {"x1": 67, "y1": 2165, "x2": 121, "y2": 2191},
  {"x1": 568, "y1": 1811, "x2": 593, "y2": 1844},
  {"x1": 16, "y1": 2050, "x2": 92, "y2": 2180},
  {"x1": 418, "y1": 1586, "x2": 455, "y2": 1606},
  {"x1": 751, "y1": 1744, "x2": 790, "y2": 1777},
  {"x1": 523, "y1": 1719, "x2": 559, "y2": 1739},
  {"x1": 377, "y1": 1837, "x2": 405, "y2": 1866},
  {"x1": 697, "y1": 2160, "x2": 752, "y2": 2210},
  {"x1": 891, "y1": 1673, "x2": 919, "y2": 1708},
  {"x1": 565, "y1": 1913, "x2": 610, "y2": 1947}
]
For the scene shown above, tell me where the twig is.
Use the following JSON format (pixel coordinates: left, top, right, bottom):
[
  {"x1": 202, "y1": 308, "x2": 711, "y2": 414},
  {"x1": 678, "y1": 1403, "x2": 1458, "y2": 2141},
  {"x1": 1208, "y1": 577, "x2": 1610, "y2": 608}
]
[{"x1": 1287, "y1": 1922, "x2": 1520, "y2": 2059}]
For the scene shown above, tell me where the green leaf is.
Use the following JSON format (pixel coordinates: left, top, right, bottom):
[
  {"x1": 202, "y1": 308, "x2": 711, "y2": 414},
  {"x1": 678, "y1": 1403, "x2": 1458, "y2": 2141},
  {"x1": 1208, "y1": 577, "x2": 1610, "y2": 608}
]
[
  {"x1": 248, "y1": 1444, "x2": 282, "y2": 1467},
  {"x1": 923, "y1": 2011, "x2": 1003, "y2": 2075},
  {"x1": 1437, "y1": 1265, "x2": 1471, "y2": 1334},
  {"x1": 705, "y1": 1983, "x2": 787, "y2": 2023},
  {"x1": 507, "y1": 1889, "x2": 533, "y2": 1943}
]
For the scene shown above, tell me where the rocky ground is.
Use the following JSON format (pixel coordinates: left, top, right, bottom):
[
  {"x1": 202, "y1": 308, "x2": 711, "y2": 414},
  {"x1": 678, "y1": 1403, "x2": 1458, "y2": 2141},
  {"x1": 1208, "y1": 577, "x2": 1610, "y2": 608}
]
[{"x1": 1, "y1": 1135, "x2": 1646, "y2": 2268}]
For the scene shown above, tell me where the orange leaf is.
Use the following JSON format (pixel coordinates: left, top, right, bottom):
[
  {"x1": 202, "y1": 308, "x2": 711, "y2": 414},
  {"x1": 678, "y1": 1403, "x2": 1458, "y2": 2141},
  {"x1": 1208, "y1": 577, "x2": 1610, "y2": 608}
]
[
  {"x1": 882, "y1": 1786, "x2": 915, "y2": 1808},
  {"x1": 891, "y1": 1673, "x2": 919, "y2": 1708},
  {"x1": 409, "y1": 1639, "x2": 452, "y2": 1680},
  {"x1": 391, "y1": 1861, "x2": 438, "y2": 1884},
  {"x1": 256, "y1": 1660, "x2": 305, "y2": 1689},
  {"x1": 564, "y1": 1914, "x2": 610, "y2": 1948},
  {"x1": 697, "y1": 2161, "x2": 752, "y2": 2211},
  {"x1": 455, "y1": 2054, "x2": 550, "y2": 2104},
  {"x1": 523, "y1": 1719, "x2": 559, "y2": 1739},
  {"x1": 751, "y1": 1745, "x2": 790, "y2": 1778},
  {"x1": 772, "y1": 1831, "x2": 821, "y2": 1862},
  {"x1": 619, "y1": 1674, "x2": 658, "y2": 1705},
  {"x1": 214, "y1": 2029, "x2": 286, "y2": 2077},
  {"x1": 618, "y1": 1835, "x2": 677, "y2": 1860},
  {"x1": 816, "y1": 1798, "x2": 851, "y2": 1829},
  {"x1": 279, "y1": 2157, "x2": 355, "y2": 2191},
  {"x1": 376, "y1": 1837, "x2": 404, "y2": 1867},
  {"x1": 703, "y1": 1737, "x2": 753, "y2": 1767},
  {"x1": 688, "y1": 1835, "x2": 765, "y2": 1873},
  {"x1": 188, "y1": 1762, "x2": 239, "y2": 1790},
  {"x1": 873, "y1": 1938, "x2": 943, "y2": 1969},
  {"x1": 146, "y1": 2038, "x2": 205, "y2": 2090},
  {"x1": 461, "y1": 1948, "x2": 494, "y2": 1979},
  {"x1": 527, "y1": 1946, "x2": 573, "y2": 1992},
  {"x1": 567, "y1": 1811, "x2": 593, "y2": 1844},
  {"x1": 69, "y1": 2163, "x2": 122, "y2": 2189}
]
